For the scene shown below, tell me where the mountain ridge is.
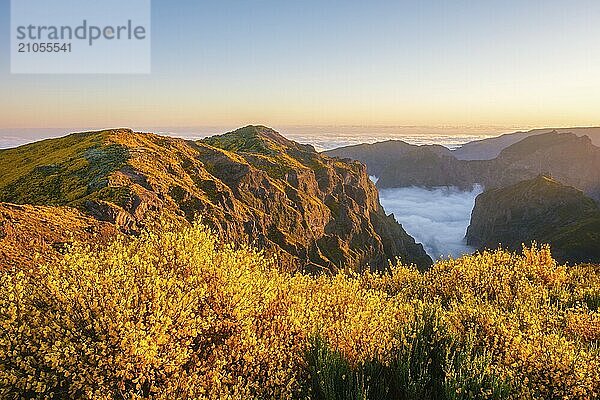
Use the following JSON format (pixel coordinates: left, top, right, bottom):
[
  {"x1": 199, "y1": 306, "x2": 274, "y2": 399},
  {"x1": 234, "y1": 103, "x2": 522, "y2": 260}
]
[
  {"x1": 453, "y1": 127, "x2": 600, "y2": 160},
  {"x1": 0, "y1": 126, "x2": 432, "y2": 271},
  {"x1": 326, "y1": 131, "x2": 600, "y2": 202}
]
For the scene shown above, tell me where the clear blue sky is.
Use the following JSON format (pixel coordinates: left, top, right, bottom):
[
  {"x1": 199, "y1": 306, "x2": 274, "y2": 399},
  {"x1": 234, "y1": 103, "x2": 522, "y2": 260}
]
[{"x1": 1, "y1": 0, "x2": 599, "y2": 129}]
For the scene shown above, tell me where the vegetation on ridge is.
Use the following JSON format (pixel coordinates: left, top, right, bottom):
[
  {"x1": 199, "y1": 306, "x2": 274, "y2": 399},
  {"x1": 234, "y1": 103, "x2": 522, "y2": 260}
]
[
  {"x1": 0, "y1": 130, "x2": 129, "y2": 207},
  {"x1": 1, "y1": 222, "x2": 598, "y2": 399},
  {"x1": 0, "y1": 126, "x2": 432, "y2": 272},
  {"x1": 201, "y1": 125, "x2": 281, "y2": 155}
]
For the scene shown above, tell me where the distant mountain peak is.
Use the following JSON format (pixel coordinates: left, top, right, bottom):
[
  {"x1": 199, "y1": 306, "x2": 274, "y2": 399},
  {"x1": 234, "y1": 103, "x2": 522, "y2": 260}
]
[{"x1": 497, "y1": 131, "x2": 593, "y2": 163}]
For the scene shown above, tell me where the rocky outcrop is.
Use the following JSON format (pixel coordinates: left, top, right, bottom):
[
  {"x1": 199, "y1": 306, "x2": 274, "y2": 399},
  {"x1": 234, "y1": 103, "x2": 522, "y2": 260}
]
[
  {"x1": 466, "y1": 176, "x2": 600, "y2": 264},
  {"x1": 0, "y1": 126, "x2": 432, "y2": 272}
]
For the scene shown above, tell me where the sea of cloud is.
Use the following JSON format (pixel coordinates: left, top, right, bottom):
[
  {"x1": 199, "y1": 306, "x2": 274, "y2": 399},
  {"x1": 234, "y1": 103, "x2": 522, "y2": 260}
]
[
  {"x1": 379, "y1": 185, "x2": 483, "y2": 261},
  {"x1": 291, "y1": 133, "x2": 491, "y2": 151}
]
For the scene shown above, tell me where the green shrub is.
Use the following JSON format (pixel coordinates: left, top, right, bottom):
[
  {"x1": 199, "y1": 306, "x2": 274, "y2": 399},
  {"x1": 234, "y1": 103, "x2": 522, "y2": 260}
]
[{"x1": 307, "y1": 306, "x2": 510, "y2": 400}]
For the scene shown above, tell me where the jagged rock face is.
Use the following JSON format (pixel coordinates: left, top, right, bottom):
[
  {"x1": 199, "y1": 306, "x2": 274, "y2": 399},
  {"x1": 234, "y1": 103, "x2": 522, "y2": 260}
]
[
  {"x1": 326, "y1": 132, "x2": 600, "y2": 202},
  {"x1": 0, "y1": 126, "x2": 432, "y2": 272},
  {"x1": 0, "y1": 203, "x2": 119, "y2": 269},
  {"x1": 466, "y1": 176, "x2": 600, "y2": 264}
]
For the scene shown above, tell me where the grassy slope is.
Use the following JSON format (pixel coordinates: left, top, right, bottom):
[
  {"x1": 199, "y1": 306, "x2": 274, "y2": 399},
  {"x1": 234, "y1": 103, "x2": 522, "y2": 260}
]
[
  {"x1": 552, "y1": 217, "x2": 600, "y2": 261},
  {"x1": 0, "y1": 130, "x2": 129, "y2": 206}
]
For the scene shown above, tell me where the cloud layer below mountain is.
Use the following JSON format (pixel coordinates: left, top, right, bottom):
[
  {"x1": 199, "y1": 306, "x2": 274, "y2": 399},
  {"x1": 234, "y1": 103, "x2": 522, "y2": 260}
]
[{"x1": 379, "y1": 185, "x2": 483, "y2": 260}]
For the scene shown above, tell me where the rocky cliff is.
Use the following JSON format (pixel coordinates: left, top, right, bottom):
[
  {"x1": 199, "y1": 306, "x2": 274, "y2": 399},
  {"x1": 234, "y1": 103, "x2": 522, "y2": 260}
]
[
  {"x1": 466, "y1": 176, "x2": 600, "y2": 264},
  {"x1": 0, "y1": 126, "x2": 432, "y2": 271}
]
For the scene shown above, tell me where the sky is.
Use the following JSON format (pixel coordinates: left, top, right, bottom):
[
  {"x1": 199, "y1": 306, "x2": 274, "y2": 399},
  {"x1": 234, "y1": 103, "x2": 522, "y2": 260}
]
[{"x1": 1, "y1": 0, "x2": 600, "y2": 130}]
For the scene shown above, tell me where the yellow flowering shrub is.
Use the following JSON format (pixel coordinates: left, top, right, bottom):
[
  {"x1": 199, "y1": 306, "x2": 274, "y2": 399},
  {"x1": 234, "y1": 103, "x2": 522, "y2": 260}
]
[{"x1": 0, "y1": 223, "x2": 598, "y2": 399}]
